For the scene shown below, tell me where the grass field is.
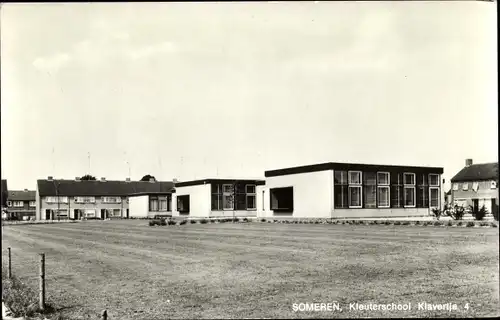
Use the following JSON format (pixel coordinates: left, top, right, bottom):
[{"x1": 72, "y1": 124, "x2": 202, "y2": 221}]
[{"x1": 2, "y1": 220, "x2": 499, "y2": 319}]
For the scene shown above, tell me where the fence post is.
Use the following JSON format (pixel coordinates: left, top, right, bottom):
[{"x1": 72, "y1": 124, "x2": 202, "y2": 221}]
[
  {"x1": 102, "y1": 309, "x2": 108, "y2": 320},
  {"x1": 39, "y1": 253, "x2": 45, "y2": 311},
  {"x1": 8, "y1": 247, "x2": 12, "y2": 279}
]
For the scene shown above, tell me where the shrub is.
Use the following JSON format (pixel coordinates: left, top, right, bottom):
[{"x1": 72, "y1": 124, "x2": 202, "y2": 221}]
[
  {"x1": 149, "y1": 220, "x2": 155, "y2": 226},
  {"x1": 471, "y1": 205, "x2": 489, "y2": 221},
  {"x1": 179, "y1": 220, "x2": 187, "y2": 225},
  {"x1": 358, "y1": 221, "x2": 366, "y2": 225},
  {"x1": 200, "y1": 219, "x2": 208, "y2": 224},
  {"x1": 233, "y1": 218, "x2": 240, "y2": 222},
  {"x1": 168, "y1": 219, "x2": 176, "y2": 225},
  {"x1": 433, "y1": 221, "x2": 443, "y2": 226},
  {"x1": 341, "y1": 221, "x2": 345, "y2": 225},
  {"x1": 394, "y1": 221, "x2": 401, "y2": 225},
  {"x1": 445, "y1": 204, "x2": 466, "y2": 220},
  {"x1": 490, "y1": 222, "x2": 497, "y2": 228},
  {"x1": 402, "y1": 221, "x2": 410, "y2": 226},
  {"x1": 159, "y1": 219, "x2": 167, "y2": 226},
  {"x1": 466, "y1": 221, "x2": 475, "y2": 227},
  {"x1": 479, "y1": 221, "x2": 489, "y2": 227},
  {"x1": 447, "y1": 220, "x2": 453, "y2": 227},
  {"x1": 457, "y1": 221, "x2": 463, "y2": 226},
  {"x1": 415, "y1": 220, "x2": 421, "y2": 225},
  {"x1": 210, "y1": 219, "x2": 215, "y2": 223},
  {"x1": 260, "y1": 218, "x2": 266, "y2": 222},
  {"x1": 431, "y1": 208, "x2": 442, "y2": 220},
  {"x1": 384, "y1": 221, "x2": 391, "y2": 225},
  {"x1": 190, "y1": 220, "x2": 196, "y2": 224},
  {"x1": 267, "y1": 220, "x2": 272, "y2": 223},
  {"x1": 243, "y1": 218, "x2": 249, "y2": 223}
]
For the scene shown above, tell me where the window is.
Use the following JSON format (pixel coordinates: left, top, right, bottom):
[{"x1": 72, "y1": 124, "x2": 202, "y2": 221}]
[
  {"x1": 452, "y1": 183, "x2": 459, "y2": 191},
  {"x1": 45, "y1": 196, "x2": 68, "y2": 204},
  {"x1": 363, "y1": 172, "x2": 377, "y2": 208},
  {"x1": 377, "y1": 172, "x2": 390, "y2": 208},
  {"x1": 74, "y1": 197, "x2": 95, "y2": 203},
  {"x1": 12, "y1": 201, "x2": 23, "y2": 207},
  {"x1": 84, "y1": 209, "x2": 95, "y2": 218},
  {"x1": 222, "y1": 184, "x2": 234, "y2": 210},
  {"x1": 391, "y1": 173, "x2": 404, "y2": 208},
  {"x1": 159, "y1": 197, "x2": 168, "y2": 211},
  {"x1": 149, "y1": 196, "x2": 159, "y2": 211},
  {"x1": 462, "y1": 183, "x2": 469, "y2": 191},
  {"x1": 429, "y1": 174, "x2": 439, "y2": 186},
  {"x1": 270, "y1": 187, "x2": 293, "y2": 212},
  {"x1": 177, "y1": 195, "x2": 190, "y2": 213},
  {"x1": 246, "y1": 185, "x2": 256, "y2": 210},
  {"x1": 403, "y1": 173, "x2": 416, "y2": 207},
  {"x1": 29, "y1": 201, "x2": 36, "y2": 207},
  {"x1": 334, "y1": 171, "x2": 348, "y2": 209},
  {"x1": 235, "y1": 183, "x2": 246, "y2": 210},
  {"x1": 102, "y1": 197, "x2": 121, "y2": 203},
  {"x1": 417, "y1": 174, "x2": 429, "y2": 208},
  {"x1": 430, "y1": 188, "x2": 439, "y2": 208},
  {"x1": 211, "y1": 184, "x2": 222, "y2": 210},
  {"x1": 348, "y1": 171, "x2": 362, "y2": 208}
]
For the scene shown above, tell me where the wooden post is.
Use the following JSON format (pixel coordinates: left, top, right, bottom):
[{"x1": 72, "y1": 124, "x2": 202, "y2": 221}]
[
  {"x1": 8, "y1": 247, "x2": 12, "y2": 279},
  {"x1": 102, "y1": 309, "x2": 108, "y2": 320},
  {"x1": 39, "y1": 253, "x2": 45, "y2": 311}
]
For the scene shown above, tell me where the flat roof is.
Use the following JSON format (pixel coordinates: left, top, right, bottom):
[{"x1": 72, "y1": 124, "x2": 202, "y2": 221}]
[
  {"x1": 265, "y1": 162, "x2": 444, "y2": 177},
  {"x1": 175, "y1": 178, "x2": 265, "y2": 188}
]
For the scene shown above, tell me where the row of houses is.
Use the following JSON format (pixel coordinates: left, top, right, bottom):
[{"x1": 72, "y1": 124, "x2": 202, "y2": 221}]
[{"x1": 1, "y1": 159, "x2": 498, "y2": 220}]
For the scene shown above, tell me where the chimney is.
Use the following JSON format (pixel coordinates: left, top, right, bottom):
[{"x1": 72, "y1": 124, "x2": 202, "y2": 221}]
[
  {"x1": 75, "y1": 177, "x2": 80, "y2": 181},
  {"x1": 101, "y1": 177, "x2": 106, "y2": 182},
  {"x1": 47, "y1": 176, "x2": 53, "y2": 181},
  {"x1": 125, "y1": 178, "x2": 131, "y2": 182},
  {"x1": 465, "y1": 159, "x2": 473, "y2": 167},
  {"x1": 173, "y1": 178, "x2": 179, "y2": 184},
  {"x1": 149, "y1": 177, "x2": 155, "y2": 183},
  {"x1": 24, "y1": 189, "x2": 28, "y2": 192}
]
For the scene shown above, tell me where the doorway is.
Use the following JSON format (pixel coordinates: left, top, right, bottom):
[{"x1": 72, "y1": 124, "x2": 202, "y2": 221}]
[{"x1": 472, "y1": 199, "x2": 479, "y2": 213}]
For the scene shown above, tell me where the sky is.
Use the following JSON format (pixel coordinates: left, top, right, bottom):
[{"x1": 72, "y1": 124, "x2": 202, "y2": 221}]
[{"x1": 1, "y1": 1, "x2": 497, "y2": 191}]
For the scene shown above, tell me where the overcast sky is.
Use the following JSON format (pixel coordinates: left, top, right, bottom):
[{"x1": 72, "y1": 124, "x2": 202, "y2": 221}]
[{"x1": 1, "y1": 2, "x2": 497, "y2": 190}]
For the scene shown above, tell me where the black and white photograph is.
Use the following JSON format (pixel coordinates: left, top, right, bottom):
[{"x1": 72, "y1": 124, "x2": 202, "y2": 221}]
[{"x1": 1, "y1": 1, "x2": 498, "y2": 319}]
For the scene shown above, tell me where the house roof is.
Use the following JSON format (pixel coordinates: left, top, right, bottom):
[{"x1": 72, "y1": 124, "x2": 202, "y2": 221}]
[
  {"x1": 265, "y1": 162, "x2": 444, "y2": 178},
  {"x1": 8, "y1": 190, "x2": 36, "y2": 201},
  {"x1": 175, "y1": 178, "x2": 266, "y2": 188},
  {"x1": 450, "y1": 162, "x2": 498, "y2": 182},
  {"x1": 1, "y1": 180, "x2": 7, "y2": 192},
  {"x1": 37, "y1": 179, "x2": 175, "y2": 197}
]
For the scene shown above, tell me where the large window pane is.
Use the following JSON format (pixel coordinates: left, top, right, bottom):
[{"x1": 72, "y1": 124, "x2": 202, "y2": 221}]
[
  {"x1": 430, "y1": 188, "x2": 439, "y2": 207},
  {"x1": 417, "y1": 186, "x2": 429, "y2": 208},
  {"x1": 364, "y1": 172, "x2": 377, "y2": 208},
  {"x1": 270, "y1": 187, "x2": 294, "y2": 212},
  {"x1": 404, "y1": 173, "x2": 415, "y2": 185},
  {"x1": 429, "y1": 174, "x2": 439, "y2": 186},
  {"x1": 211, "y1": 194, "x2": 221, "y2": 210},
  {"x1": 235, "y1": 194, "x2": 246, "y2": 210},
  {"x1": 377, "y1": 172, "x2": 389, "y2": 185},
  {"x1": 391, "y1": 186, "x2": 403, "y2": 208},
  {"x1": 377, "y1": 187, "x2": 390, "y2": 207},
  {"x1": 334, "y1": 171, "x2": 348, "y2": 184},
  {"x1": 349, "y1": 186, "x2": 362, "y2": 207},
  {"x1": 404, "y1": 187, "x2": 415, "y2": 206},
  {"x1": 349, "y1": 171, "x2": 362, "y2": 184},
  {"x1": 334, "y1": 185, "x2": 348, "y2": 208},
  {"x1": 223, "y1": 194, "x2": 234, "y2": 210},
  {"x1": 246, "y1": 195, "x2": 256, "y2": 210}
]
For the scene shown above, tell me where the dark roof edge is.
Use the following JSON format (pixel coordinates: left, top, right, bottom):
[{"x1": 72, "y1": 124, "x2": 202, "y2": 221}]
[
  {"x1": 265, "y1": 162, "x2": 444, "y2": 177},
  {"x1": 175, "y1": 178, "x2": 266, "y2": 188}
]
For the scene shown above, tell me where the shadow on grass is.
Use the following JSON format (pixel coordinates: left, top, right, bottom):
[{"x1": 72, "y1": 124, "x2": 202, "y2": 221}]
[{"x1": 2, "y1": 267, "x2": 75, "y2": 320}]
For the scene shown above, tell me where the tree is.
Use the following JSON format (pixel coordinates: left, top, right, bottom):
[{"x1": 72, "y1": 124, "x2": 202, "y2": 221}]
[
  {"x1": 80, "y1": 174, "x2": 96, "y2": 181},
  {"x1": 140, "y1": 175, "x2": 156, "y2": 182}
]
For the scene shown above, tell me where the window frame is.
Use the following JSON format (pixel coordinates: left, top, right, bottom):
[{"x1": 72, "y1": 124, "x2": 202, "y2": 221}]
[
  {"x1": 245, "y1": 184, "x2": 256, "y2": 211},
  {"x1": 403, "y1": 172, "x2": 416, "y2": 208},
  {"x1": 222, "y1": 184, "x2": 234, "y2": 211},
  {"x1": 334, "y1": 170, "x2": 349, "y2": 209},
  {"x1": 348, "y1": 171, "x2": 362, "y2": 208},
  {"x1": 377, "y1": 171, "x2": 390, "y2": 208},
  {"x1": 270, "y1": 186, "x2": 294, "y2": 212},
  {"x1": 29, "y1": 201, "x2": 36, "y2": 207},
  {"x1": 429, "y1": 187, "x2": 440, "y2": 208},
  {"x1": 428, "y1": 174, "x2": 439, "y2": 187},
  {"x1": 177, "y1": 195, "x2": 190, "y2": 213}
]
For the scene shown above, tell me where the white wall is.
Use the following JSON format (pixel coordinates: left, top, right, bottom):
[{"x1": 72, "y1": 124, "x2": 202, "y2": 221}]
[
  {"x1": 129, "y1": 195, "x2": 148, "y2": 218},
  {"x1": 262, "y1": 170, "x2": 333, "y2": 218},
  {"x1": 173, "y1": 184, "x2": 211, "y2": 218}
]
